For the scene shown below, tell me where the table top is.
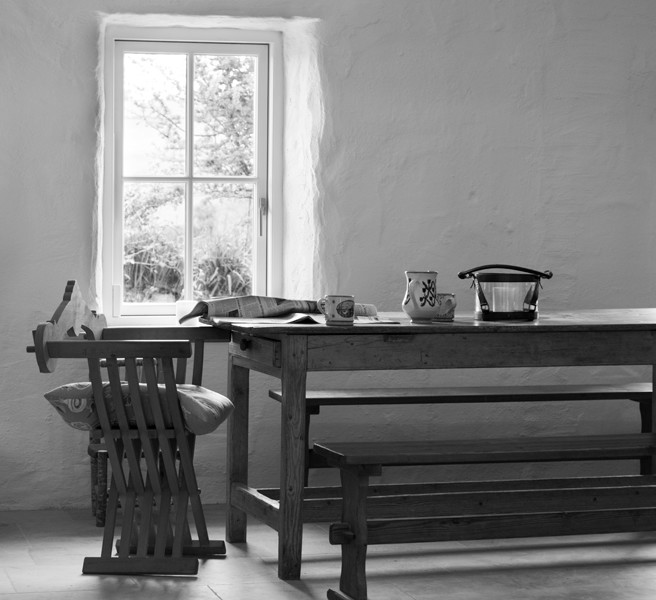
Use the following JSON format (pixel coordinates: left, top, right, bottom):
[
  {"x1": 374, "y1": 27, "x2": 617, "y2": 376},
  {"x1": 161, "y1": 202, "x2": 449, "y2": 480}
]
[
  {"x1": 103, "y1": 308, "x2": 656, "y2": 340},
  {"x1": 224, "y1": 308, "x2": 656, "y2": 336}
]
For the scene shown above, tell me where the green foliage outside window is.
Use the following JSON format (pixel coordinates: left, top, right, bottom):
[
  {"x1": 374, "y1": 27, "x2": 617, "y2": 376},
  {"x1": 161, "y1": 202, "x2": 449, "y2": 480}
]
[{"x1": 122, "y1": 52, "x2": 256, "y2": 303}]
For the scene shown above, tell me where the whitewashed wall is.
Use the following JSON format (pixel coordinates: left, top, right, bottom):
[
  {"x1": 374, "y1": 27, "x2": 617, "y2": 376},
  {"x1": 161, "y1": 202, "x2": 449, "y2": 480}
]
[{"x1": 2, "y1": 0, "x2": 656, "y2": 509}]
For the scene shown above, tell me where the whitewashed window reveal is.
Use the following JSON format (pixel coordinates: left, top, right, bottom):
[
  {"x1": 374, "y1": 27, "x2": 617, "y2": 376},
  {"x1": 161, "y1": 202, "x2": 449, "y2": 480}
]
[{"x1": 101, "y1": 27, "x2": 277, "y2": 319}]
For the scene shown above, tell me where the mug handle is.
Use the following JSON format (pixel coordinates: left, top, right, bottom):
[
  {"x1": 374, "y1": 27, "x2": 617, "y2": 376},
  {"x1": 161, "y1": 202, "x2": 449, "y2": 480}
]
[
  {"x1": 316, "y1": 298, "x2": 327, "y2": 316},
  {"x1": 408, "y1": 279, "x2": 422, "y2": 310}
]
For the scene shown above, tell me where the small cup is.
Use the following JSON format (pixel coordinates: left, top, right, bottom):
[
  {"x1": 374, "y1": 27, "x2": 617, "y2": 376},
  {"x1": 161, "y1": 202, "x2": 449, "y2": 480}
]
[
  {"x1": 317, "y1": 295, "x2": 355, "y2": 326},
  {"x1": 434, "y1": 293, "x2": 457, "y2": 321}
]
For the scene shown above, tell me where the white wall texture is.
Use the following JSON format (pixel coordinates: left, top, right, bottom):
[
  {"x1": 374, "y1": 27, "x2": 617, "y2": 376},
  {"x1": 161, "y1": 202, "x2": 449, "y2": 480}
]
[{"x1": 2, "y1": 0, "x2": 656, "y2": 510}]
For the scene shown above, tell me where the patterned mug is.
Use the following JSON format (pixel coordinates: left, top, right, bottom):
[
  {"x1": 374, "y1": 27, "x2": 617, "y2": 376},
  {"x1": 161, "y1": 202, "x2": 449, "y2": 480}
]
[
  {"x1": 317, "y1": 295, "x2": 355, "y2": 325},
  {"x1": 402, "y1": 270, "x2": 438, "y2": 323}
]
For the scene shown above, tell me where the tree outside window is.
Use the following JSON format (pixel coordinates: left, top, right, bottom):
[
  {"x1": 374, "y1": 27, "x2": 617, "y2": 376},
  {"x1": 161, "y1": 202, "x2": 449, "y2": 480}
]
[{"x1": 118, "y1": 44, "x2": 267, "y2": 306}]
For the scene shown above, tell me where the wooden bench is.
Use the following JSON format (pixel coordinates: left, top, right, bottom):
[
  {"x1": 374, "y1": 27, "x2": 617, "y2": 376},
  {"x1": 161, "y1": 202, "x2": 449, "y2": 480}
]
[
  {"x1": 269, "y1": 384, "x2": 653, "y2": 483},
  {"x1": 314, "y1": 437, "x2": 656, "y2": 600}
]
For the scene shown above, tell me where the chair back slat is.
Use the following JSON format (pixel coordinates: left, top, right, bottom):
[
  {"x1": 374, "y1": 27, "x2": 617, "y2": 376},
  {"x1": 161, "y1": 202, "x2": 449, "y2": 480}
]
[
  {"x1": 176, "y1": 357, "x2": 188, "y2": 384},
  {"x1": 88, "y1": 357, "x2": 128, "y2": 496},
  {"x1": 192, "y1": 340, "x2": 205, "y2": 386},
  {"x1": 160, "y1": 354, "x2": 211, "y2": 544},
  {"x1": 47, "y1": 340, "x2": 191, "y2": 359},
  {"x1": 161, "y1": 357, "x2": 188, "y2": 435},
  {"x1": 124, "y1": 358, "x2": 162, "y2": 496},
  {"x1": 104, "y1": 357, "x2": 146, "y2": 496},
  {"x1": 142, "y1": 358, "x2": 180, "y2": 492},
  {"x1": 159, "y1": 357, "x2": 191, "y2": 558}
]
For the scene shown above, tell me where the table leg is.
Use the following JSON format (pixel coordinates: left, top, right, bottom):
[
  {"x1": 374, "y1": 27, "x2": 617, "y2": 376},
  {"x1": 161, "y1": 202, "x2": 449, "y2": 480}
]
[
  {"x1": 226, "y1": 356, "x2": 250, "y2": 543},
  {"x1": 278, "y1": 335, "x2": 308, "y2": 580},
  {"x1": 644, "y1": 366, "x2": 656, "y2": 475}
]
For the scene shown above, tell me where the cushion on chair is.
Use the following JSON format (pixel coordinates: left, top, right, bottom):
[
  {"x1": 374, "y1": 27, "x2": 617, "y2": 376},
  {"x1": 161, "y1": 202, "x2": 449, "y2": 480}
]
[{"x1": 44, "y1": 382, "x2": 233, "y2": 435}]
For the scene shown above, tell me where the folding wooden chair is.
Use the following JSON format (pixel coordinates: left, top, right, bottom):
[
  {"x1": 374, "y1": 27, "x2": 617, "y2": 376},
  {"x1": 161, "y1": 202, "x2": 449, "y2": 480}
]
[
  {"x1": 29, "y1": 281, "x2": 226, "y2": 575},
  {"x1": 93, "y1": 315, "x2": 211, "y2": 528}
]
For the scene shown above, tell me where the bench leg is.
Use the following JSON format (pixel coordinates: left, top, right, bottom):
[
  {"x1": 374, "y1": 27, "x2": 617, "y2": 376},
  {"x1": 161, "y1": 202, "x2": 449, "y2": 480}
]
[
  {"x1": 329, "y1": 466, "x2": 371, "y2": 600},
  {"x1": 640, "y1": 399, "x2": 654, "y2": 474},
  {"x1": 328, "y1": 587, "x2": 364, "y2": 600}
]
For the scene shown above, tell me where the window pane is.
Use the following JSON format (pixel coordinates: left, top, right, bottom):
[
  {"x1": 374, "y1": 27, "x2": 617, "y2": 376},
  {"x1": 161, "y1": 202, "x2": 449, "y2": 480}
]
[
  {"x1": 192, "y1": 183, "x2": 253, "y2": 299},
  {"x1": 123, "y1": 182, "x2": 185, "y2": 303},
  {"x1": 123, "y1": 53, "x2": 187, "y2": 176},
  {"x1": 193, "y1": 55, "x2": 255, "y2": 177}
]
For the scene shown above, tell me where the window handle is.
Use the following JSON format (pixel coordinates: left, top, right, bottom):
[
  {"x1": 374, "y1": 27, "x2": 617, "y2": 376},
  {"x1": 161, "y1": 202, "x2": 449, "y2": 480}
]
[{"x1": 259, "y1": 197, "x2": 268, "y2": 237}]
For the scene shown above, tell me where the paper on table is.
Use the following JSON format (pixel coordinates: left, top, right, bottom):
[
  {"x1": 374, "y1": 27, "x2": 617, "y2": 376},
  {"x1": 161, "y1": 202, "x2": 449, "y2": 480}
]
[
  {"x1": 200, "y1": 314, "x2": 400, "y2": 327},
  {"x1": 201, "y1": 313, "x2": 323, "y2": 326},
  {"x1": 180, "y1": 295, "x2": 378, "y2": 324}
]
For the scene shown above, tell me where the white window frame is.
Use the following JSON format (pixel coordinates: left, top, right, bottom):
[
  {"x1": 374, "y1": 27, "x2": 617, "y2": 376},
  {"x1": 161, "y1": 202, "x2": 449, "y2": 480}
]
[{"x1": 100, "y1": 25, "x2": 282, "y2": 324}]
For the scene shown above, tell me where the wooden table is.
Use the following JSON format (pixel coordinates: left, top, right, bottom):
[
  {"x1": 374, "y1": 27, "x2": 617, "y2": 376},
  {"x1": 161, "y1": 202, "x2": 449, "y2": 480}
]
[{"x1": 224, "y1": 309, "x2": 656, "y2": 580}]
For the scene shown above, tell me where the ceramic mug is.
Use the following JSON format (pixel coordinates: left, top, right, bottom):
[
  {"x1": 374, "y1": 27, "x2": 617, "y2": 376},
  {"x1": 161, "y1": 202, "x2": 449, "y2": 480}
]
[
  {"x1": 317, "y1": 295, "x2": 355, "y2": 325},
  {"x1": 434, "y1": 293, "x2": 457, "y2": 321}
]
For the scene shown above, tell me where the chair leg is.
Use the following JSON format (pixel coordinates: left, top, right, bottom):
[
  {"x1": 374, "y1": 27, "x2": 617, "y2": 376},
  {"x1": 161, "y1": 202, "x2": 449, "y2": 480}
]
[
  {"x1": 88, "y1": 432, "x2": 108, "y2": 528},
  {"x1": 182, "y1": 434, "x2": 226, "y2": 557},
  {"x1": 95, "y1": 451, "x2": 108, "y2": 527},
  {"x1": 82, "y1": 432, "x2": 224, "y2": 575},
  {"x1": 90, "y1": 447, "x2": 98, "y2": 517}
]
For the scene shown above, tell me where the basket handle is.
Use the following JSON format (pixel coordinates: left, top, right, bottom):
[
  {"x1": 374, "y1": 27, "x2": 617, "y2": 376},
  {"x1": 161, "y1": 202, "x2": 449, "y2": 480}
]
[{"x1": 457, "y1": 264, "x2": 553, "y2": 280}]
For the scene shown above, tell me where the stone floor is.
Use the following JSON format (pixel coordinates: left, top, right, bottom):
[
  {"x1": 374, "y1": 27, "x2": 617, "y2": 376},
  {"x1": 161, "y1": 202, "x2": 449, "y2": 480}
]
[{"x1": 2, "y1": 505, "x2": 656, "y2": 599}]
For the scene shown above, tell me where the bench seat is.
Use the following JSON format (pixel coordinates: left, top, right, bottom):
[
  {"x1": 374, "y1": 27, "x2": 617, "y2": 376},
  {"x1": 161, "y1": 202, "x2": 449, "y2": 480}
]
[
  {"x1": 314, "y1": 433, "x2": 656, "y2": 467},
  {"x1": 269, "y1": 383, "x2": 652, "y2": 406},
  {"x1": 269, "y1": 384, "x2": 653, "y2": 483},
  {"x1": 315, "y1": 436, "x2": 656, "y2": 600}
]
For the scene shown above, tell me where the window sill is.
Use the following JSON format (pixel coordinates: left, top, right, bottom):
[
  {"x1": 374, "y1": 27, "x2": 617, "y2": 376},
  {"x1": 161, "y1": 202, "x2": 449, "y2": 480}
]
[{"x1": 103, "y1": 314, "x2": 203, "y2": 328}]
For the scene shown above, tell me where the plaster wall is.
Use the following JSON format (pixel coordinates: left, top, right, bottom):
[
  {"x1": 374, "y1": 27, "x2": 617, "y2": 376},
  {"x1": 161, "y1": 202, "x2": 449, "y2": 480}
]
[{"x1": 2, "y1": 0, "x2": 656, "y2": 509}]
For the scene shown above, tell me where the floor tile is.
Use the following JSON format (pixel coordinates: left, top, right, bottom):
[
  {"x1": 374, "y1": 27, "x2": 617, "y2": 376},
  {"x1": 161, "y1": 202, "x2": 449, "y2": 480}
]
[
  {"x1": 0, "y1": 570, "x2": 16, "y2": 595},
  {"x1": 4, "y1": 564, "x2": 140, "y2": 594},
  {"x1": 2, "y1": 506, "x2": 656, "y2": 600}
]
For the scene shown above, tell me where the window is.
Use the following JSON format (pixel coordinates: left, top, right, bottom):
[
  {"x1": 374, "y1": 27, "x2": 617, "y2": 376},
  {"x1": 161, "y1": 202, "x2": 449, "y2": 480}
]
[{"x1": 101, "y1": 26, "x2": 279, "y2": 320}]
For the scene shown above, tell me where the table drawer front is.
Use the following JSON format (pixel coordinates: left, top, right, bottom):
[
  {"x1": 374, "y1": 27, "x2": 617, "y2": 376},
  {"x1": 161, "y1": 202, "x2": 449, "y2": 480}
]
[
  {"x1": 306, "y1": 331, "x2": 656, "y2": 370},
  {"x1": 230, "y1": 335, "x2": 281, "y2": 373}
]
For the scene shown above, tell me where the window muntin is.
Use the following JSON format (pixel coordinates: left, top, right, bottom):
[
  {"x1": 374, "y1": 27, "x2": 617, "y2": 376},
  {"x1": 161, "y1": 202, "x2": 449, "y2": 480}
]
[{"x1": 104, "y1": 36, "x2": 270, "y2": 318}]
